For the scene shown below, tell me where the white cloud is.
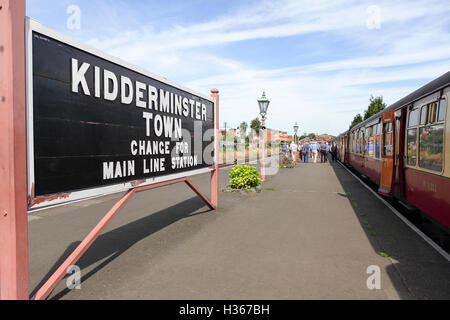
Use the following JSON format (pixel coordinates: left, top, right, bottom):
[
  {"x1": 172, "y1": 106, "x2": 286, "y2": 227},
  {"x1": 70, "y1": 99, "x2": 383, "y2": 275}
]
[{"x1": 80, "y1": 0, "x2": 450, "y2": 135}]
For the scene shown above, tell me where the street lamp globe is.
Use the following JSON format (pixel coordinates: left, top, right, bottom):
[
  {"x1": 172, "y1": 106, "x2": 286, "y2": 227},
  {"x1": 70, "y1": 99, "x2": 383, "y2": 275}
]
[
  {"x1": 293, "y1": 122, "x2": 299, "y2": 134},
  {"x1": 257, "y1": 91, "x2": 270, "y2": 118}
]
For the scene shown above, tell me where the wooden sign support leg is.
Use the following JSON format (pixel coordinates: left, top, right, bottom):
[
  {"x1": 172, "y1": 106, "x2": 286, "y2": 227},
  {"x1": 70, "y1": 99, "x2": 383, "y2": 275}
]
[
  {"x1": 0, "y1": 0, "x2": 29, "y2": 300},
  {"x1": 32, "y1": 177, "x2": 215, "y2": 300}
]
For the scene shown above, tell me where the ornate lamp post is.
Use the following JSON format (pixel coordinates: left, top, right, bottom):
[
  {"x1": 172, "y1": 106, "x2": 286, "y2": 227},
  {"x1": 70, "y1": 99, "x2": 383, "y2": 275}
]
[
  {"x1": 257, "y1": 92, "x2": 270, "y2": 181},
  {"x1": 293, "y1": 122, "x2": 299, "y2": 162},
  {"x1": 293, "y1": 122, "x2": 299, "y2": 144}
]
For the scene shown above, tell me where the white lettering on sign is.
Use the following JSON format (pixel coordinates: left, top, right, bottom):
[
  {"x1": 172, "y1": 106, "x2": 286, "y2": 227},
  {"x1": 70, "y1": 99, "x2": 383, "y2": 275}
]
[
  {"x1": 159, "y1": 89, "x2": 170, "y2": 113},
  {"x1": 136, "y1": 81, "x2": 147, "y2": 108},
  {"x1": 72, "y1": 58, "x2": 90, "y2": 95},
  {"x1": 143, "y1": 157, "x2": 166, "y2": 173},
  {"x1": 94, "y1": 66, "x2": 101, "y2": 98},
  {"x1": 70, "y1": 59, "x2": 207, "y2": 121},
  {"x1": 121, "y1": 76, "x2": 133, "y2": 105},
  {"x1": 143, "y1": 112, "x2": 154, "y2": 137},
  {"x1": 104, "y1": 69, "x2": 118, "y2": 101},
  {"x1": 103, "y1": 161, "x2": 135, "y2": 180},
  {"x1": 171, "y1": 155, "x2": 198, "y2": 169},
  {"x1": 130, "y1": 140, "x2": 170, "y2": 156},
  {"x1": 148, "y1": 85, "x2": 158, "y2": 109},
  {"x1": 69, "y1": 57, "x2": 212, "y2": 185}
]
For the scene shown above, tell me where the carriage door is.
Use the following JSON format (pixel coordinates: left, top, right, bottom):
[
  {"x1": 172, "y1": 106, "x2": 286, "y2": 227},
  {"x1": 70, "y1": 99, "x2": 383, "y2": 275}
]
[
  {"x1": 343, "y1": 134, "x2": 347, "y2": 162},
  {"x1": 379, "y1": 110, "x2": 395, "y2": 196},
  {"x1": 393, "y1": 109, "x2": 405, "y2": 197}
]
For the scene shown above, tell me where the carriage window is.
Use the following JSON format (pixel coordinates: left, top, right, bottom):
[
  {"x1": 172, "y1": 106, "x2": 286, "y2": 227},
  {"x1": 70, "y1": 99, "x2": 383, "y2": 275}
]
[
  {"x1": 368, "y1": 136, "x2": 374, "y2": 157},
  {"x1": 364, "y1": 136, "x2": 369, "y2": 155},
  {"x1": 428, "y1": 103, "x2": 437, "y2": 124},
  {"x1": 406, "y1": 129, "x2": 417, "y2": 166},
  {"x1": 352, "y1": 133, "x2": 354, "y2": 153},
  {"x1": 350, "y1": 133, "x2": 353, "y2": 153},
  {"x1": 408, "y1": 108, "x2": 419, "y2": 127},
  {"x1": 383, "y1": 123, "x2": 393, "y2": 157},
  {"x1": 359, "y1": 130, "x2": 363, "y2": 154},
  {"x1": 368, "y1": 125, "x2": 375, "y2": 157},
  {"x1": 437, "y1": 99, "x2": 446, "y2": 122},
  {"x1": 375, "y1": 135, "x2": 381, "y2": 159},
  {"x1": 418, "y1": 124, "x2": 444, "y2": 172},
  {"x1": 357, "y1": 132, "x2": 360, "y2": 154},
  {"x1": 420, "y1": 106, "x2": 427, "y2": 125},
  {"x1": 351, "y1": 132, "x2": 354, "y2": 153},
  {"x1": 385, "y1": 122, "x2": 392, "y2": 132},
  {"x1": 352, "y1": 132, "x2": 356, "y2": 153}
]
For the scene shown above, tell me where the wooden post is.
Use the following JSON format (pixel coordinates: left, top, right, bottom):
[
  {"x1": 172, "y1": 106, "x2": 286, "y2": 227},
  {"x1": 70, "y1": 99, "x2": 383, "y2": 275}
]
[
  {"x1": 210, "y1": 89, "x2": 219, "y2": 209},
  {"x1": 0, "y1": 0, "x2": 29, "y2": 300}
]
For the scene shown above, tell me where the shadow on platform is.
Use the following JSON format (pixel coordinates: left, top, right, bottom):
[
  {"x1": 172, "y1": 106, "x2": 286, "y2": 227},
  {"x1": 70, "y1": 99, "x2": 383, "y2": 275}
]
[
  {"x1": 31, "y1": 196, "x2": 211, "y2": 300},
  {"x1": 329, "y1": 160, "x2": 450, "y2": 300}
]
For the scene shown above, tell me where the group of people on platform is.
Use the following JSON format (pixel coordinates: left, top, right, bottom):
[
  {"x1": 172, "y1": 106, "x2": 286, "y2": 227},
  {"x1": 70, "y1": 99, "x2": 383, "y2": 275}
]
[{"x1": 282, "y1": 141, "x2": 338, "y2": 164}]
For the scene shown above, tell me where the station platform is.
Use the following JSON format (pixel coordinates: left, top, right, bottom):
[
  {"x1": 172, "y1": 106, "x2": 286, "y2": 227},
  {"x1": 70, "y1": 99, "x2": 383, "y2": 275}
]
[{"x1": 27, "y1": 159, "x2": 449, "y2": 299}]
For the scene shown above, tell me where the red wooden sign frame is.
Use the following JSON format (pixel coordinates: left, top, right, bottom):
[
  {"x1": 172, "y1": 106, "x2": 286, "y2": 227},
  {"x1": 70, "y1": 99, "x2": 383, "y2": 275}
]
[{"x1": 0, "y1": 0, "x2": 219, "y2": 300}]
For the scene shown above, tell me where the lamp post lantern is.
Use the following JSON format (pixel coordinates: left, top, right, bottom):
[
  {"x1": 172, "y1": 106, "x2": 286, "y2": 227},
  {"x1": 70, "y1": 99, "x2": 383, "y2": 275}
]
[{"x1": 257, "y1": 92, "x2": 270, "y2": 181}]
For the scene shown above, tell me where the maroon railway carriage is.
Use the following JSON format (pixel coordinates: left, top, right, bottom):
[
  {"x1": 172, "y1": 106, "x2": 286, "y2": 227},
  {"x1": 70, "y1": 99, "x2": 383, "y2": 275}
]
[
  {"x1": 337, "y1": 71, "x2": 450, "y2": 232},
  {"x1": 335, "y1": 131, "x2": 348, "y2": 163}
]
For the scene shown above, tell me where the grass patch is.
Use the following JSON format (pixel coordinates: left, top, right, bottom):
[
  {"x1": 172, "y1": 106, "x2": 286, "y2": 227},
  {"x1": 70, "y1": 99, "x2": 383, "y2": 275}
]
[
  {"x1": 359, "y1": 214, "x2": 366, "y2": 217},
  {"x1": 264, "y1": 187, "x2": 276, "y2": 191},
  {"x1": 378, "y1": 252, "x2": 391, "y2": 258},
  {"x1": 363, "y1": 221, "x2": 369, "y2": 225},
  {"x1": 370, "y1": 233, "x2": 376, "y2": 237},
  {"x1": 365, "y1": 226, "x2": 372, "y2": 230}
]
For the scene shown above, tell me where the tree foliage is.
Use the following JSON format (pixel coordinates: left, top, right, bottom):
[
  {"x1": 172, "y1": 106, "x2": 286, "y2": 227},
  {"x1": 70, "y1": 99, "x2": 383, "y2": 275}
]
[
  {"x1": 298, "y1": 133, "x2": 316, "y2": 140},
  {"x1": 349, "y1": 95, "x2": 387, "y2": 129},
  {"x1": 239, "y1": 121, "x2": 248, "y2": 138},
  {"x1": 250, "y1": 118, "x2": 261, "y2": 136},
  {"x1": 364, "y1": 95, "x2": 387, "y2": 120},
  {"x1": 298, "y1": 132, "x2": 308, "y2": 140},
  {"x1": 350, "y1": 114, "x2": 363, "y2": 129}
]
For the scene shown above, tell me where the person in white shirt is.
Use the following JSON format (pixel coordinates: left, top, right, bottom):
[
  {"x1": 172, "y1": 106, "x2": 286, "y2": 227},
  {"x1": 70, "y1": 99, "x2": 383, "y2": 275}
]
[
  {"x1": 290, "y1": 141, "x2": 298, "y2": 161},
  {"x1": 311, "y1": 142, "x2": 319, "y2": 163}
]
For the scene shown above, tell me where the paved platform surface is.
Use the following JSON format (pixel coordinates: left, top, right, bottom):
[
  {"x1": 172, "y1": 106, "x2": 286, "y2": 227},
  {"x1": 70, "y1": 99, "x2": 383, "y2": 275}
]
[{"x1": 27, "y1": 159, "x2": 450, "y2": 299}]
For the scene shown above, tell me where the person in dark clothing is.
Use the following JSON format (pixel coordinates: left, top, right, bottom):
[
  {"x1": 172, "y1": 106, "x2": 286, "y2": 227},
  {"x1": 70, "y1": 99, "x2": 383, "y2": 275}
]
[{"x1": 331, "y1": 141, "x2": 337, "y2": 162}]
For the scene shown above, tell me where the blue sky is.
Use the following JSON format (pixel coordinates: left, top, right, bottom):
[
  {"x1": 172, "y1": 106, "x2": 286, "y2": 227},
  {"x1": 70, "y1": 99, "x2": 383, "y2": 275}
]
[{"x1": 27, "y1": 0, "x2": 450, "y2": 136}]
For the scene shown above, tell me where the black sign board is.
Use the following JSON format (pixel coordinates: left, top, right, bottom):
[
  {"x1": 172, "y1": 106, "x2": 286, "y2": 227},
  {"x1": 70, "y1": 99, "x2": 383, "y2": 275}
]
[{"x1": 27, "y1": 23, "x2": 215, "y2": 205}]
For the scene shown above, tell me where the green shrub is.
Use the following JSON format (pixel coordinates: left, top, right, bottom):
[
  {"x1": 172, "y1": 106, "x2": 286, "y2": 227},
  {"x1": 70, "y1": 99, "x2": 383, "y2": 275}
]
[{"x1": 229, "y1": 165, "x2": 262, "y2": 190}]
